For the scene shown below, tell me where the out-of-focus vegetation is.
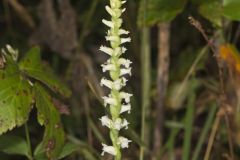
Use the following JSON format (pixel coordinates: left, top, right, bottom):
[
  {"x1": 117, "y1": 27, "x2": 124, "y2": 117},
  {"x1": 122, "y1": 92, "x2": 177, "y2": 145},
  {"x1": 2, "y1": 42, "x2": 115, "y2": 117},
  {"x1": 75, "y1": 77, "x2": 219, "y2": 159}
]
[{"x1": 0, "y1": 0, "x2": 240, "y2": 159}]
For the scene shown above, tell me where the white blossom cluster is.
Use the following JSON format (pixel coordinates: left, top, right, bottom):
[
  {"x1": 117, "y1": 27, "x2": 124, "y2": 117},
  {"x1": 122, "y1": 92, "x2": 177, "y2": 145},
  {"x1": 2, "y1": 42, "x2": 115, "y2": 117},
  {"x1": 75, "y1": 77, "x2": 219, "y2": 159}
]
[
  {"x1": 99, "y1": 0, "x2": 132, "y2": 157},
  {"x1": 1, "y1": 44, "x2": 19, "y2": 61}
]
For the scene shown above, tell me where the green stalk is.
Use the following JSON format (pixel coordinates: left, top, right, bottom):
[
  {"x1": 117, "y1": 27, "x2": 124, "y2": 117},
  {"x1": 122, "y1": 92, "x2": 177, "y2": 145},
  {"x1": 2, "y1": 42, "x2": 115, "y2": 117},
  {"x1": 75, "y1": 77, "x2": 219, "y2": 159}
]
[
  {"x1": 99, "y1": 0, "x2": 132, "y2": 158},
  {"x1": 108, "y1": 5, "x2": 124, "y2": 160},
  {"x1": 140, "y1": 0, "x2": 151, "y2": 159},
  {"x1": 182, "y1": 93, "x2": 196, "y2": 160},
  {"x1": 157, "y1": 123, "x2": 182, "y2": 159},
  {"x1": 140, "y1": 25, "x2": 151, "y2": 160},
  {"x1": 78, "y1": 0, "x2": 99, "y2": 49},
  {"x1": 110, "y1": 128, "x2": 121, "y2": 160},
  {"x1": 192, "y1": 104, "x2": 217, "y2": 160},
  {"x1": 24, "y1": 124, "x2": 33, "y2": 160},
  {"x1": 168, "y1": 127, "x2": 179, "y2": 160}
]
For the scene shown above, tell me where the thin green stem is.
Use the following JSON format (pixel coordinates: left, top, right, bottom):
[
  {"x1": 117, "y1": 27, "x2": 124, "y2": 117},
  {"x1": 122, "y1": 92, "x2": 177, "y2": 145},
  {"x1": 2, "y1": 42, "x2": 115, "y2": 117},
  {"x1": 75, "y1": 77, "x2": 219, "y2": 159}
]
[
  {"x1": 78, "y1": 0, "x2": 99, "y2": 49},
  {"x1": 140, "y1": 27, "x2": 151, "y2": 160},
  {"x1": 140, "y1": 0, "x2": 151, "y2": 158},
  {"x1": 24, "y1": 123, "x2": 33, "y2": 160},
  {"x1": 110, "y1": 128, "x2": 121, "y2": 160},
  {"x1": 67, "y1": 135, "x2": 103, "y2": 159},
  {"x1": 182, "y1": 93, "x2": 196, "y2": 160},
  {"x1": 204, "y1": 115, "x2": 220, "y2": 160},
  {"x1": 192, "y1": 104, "x2": 217, "y2": 160}
]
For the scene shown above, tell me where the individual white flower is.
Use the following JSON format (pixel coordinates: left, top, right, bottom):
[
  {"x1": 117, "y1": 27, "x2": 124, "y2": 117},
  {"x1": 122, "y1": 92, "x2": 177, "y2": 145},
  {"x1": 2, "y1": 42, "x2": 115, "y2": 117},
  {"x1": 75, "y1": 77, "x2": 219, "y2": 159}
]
[
  {"x1": 101, "y1": 78, "x2": 124, "y2": 90},
  {"x1": 120, "y1": 68, "x2": 131, "y2": 76},
  {"x1": 120, "y1": 92, "x2": 132, "y2": 103},
  {"x1": 121, "y1": 8, "x2": 126, "y2": 13},
  {"x1": 118, "y1": 137, "x2": 131, "y2": 148},
  {"x1": 118, "y1": 58, "x2": 132, "y2": 68},
  {"x1": 120, "y1": 104, "x2": 131, "y2": 114},
  {"x1": 120, "y1": 37, "x2": 131, "y2": 44},
  {"x1": 122, "y1": 77, "x2": 128, "y2": 86},
  {"x1": 102, "y1": 19, "x2": 114, "y2": 28},
  {"x1": 6, "y1": 45, "x2": 15, "y2": 53},
  {"x1": 100, "y1": 116, "x2": 111, "y2": 128},
  {"x1": 105, "y1": 6, "x2": 114, "y2": 16},
  {"x1": 99, "y1": 45, "x2": 113, "y2": 56},
  {"x1": 102, "y1": 95, "x2": 117, "y2": 106},
  {"x1": 121, "y1": 119, "x2": 129, "y2": 129},
  {"x1": 100, "y1": 78, "x2": 113, "y2": 89},
  {"x1": 122, "y1": 1, "x2": 126, "y2": 5},
  {"x1": 101, "y1": 144, "x2": 116, "y2": 156},
  {"x1": 101, "y1": 63, "x2": 116, "y2": 72},
  {"x1": 122, "y1": 47, "x2": 127, "y2": 53},
  {"x1": 2, "y1": 45, "x2": 18, "y2": 61},
  {"x1": 119, "y1": 29, "x2": 129, "y2": 35}
]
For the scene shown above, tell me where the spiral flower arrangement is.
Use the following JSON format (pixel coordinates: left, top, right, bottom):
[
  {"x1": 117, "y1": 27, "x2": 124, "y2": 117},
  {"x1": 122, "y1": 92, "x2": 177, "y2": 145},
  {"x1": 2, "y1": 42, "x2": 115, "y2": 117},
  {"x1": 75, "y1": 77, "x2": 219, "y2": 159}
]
[{"x1": 99, "y1": 0, "x2": 132, "y2": 159}]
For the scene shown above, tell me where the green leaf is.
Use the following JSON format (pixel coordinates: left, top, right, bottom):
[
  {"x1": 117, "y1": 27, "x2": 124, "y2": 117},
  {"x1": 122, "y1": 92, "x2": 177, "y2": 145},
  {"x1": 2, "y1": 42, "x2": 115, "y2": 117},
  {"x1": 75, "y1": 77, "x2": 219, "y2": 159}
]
[
  {"x1": 82, "y1": 149, "x2": 98, "y2": 160},
  {"x1": 0, "y1": 56, "x2": 32, "y2": 134},
  {"x1": 198, "y1": 0, "x2": 222, "y2": 27},
  {"x1": 57, "y1": 142, "x2": 78, "y2": 159},
  {"x1": 19, "y1": 47, "x2": 71, "y2": 98},
  {"x1": 0, "y1": 135, "x2": 29, "y2": 157},
  {"x1": 34, "y1": 83, "x2": 65, "y2": 159},
  {"x1": 138, "y1": 0, "x2": 187, "y2": 26},
  {"x1": 34, "y1": 142, "x2": 48, "y2": 160},
  {"x1": 223, "y1": 0, "x2": 240, "y2": 20}
]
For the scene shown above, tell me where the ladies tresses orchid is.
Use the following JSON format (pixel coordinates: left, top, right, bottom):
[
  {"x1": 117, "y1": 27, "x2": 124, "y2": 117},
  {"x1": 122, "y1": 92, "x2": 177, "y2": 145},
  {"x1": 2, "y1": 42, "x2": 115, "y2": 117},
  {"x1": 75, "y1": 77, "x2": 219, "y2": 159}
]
[{"x1": 99, "y1": 0, "x2": 132, "y2": 159}]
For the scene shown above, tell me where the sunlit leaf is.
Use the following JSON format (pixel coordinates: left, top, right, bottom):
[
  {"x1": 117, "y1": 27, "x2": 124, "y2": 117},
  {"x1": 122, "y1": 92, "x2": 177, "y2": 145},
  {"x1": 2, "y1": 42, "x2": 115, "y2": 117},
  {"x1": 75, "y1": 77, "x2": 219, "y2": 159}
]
[
  {"x1": 34, "y1": 83, "x2": 65, "y2": 159},
  {"x1": 223, "y1": 0, "x2": 240, "y2": 20},
  {"x1": 19, "y1": 47, "x2": 71, "y2": 98},
  {"x1": 0, "y1": 55, "x2": 32, "y2": 134},
  {"x1": 138, "y1": 0, "x2": 187, "y2": 26},
  {"x1": 219, "y1": 44, "x2": 240, "y2": 74}
]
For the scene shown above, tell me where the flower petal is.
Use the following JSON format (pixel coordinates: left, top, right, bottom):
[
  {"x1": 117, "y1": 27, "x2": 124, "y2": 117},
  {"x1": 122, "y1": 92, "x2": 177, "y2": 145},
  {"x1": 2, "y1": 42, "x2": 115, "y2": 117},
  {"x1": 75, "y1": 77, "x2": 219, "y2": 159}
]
[
  {"x1": 119, "y1": 58, "x2": 132, "y2": 68},
  {"x1": 120, "y1": 68, "x2": 131, "y2": 76},
  {"x1": 118, "y1": 136, "x2": 131, "y2": 148},
  {"x1": 119, "y1": 29, "x2": 129, "y2": 35},
  {"x1": 100, "y1": 78, "x2": 113, "y2": 89},
  {"x1": 120, "y1": 104, "x2": 131, "y2": 114},
  {"x1": 100, "y1": 116, "x2": 111, "y2": 128},
  {"x1": 99, "y1": 45, "x2": 113, "y2": 56},
  {"x1": 102, "y1": 19, "x2": 114, "y2": 28},
  {"x1": 101, "y1": 63, "x2": 116, "y2": 72},
  {"x1": 105, "y1": 6, "x2": 114, "y2": 16},
  {"x1": 121, "y1": 119, "x2": 129, "y2": 129},
  {"x1": 120, "y1": 37, "x2": 131, "y2": 44},
  {"x1": 102, "y1": 144, "x2": 116, "y2": 156},
  {"x1": 102, "y1": 95, "x2": 117, "y2": 106}
]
